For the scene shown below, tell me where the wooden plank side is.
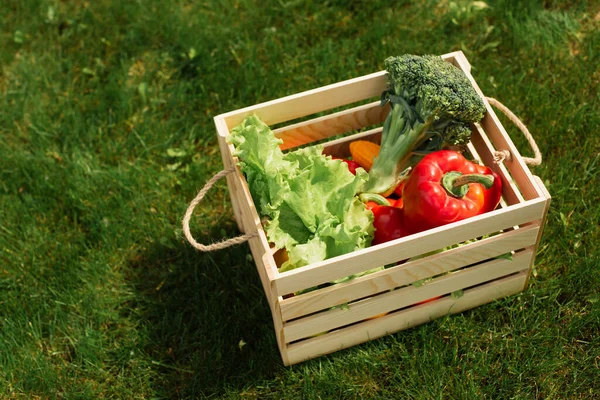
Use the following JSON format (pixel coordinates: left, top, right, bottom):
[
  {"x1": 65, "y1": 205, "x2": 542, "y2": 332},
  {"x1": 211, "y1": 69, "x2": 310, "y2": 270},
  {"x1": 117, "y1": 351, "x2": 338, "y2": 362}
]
[
  {"x1": 479, "y1": 112, "x2": 543, "y2": 201},
  {"x1": 271, "y1": 302, "x2": 290, "y2": 366},
  {"x1": 218, "y1": 71, "x2": 388, "y2": 129},
  {"x1": 215, "y1": 118, "x2": 245, "y2": 231},
  {"x1": 273, "y1": 197, "x2": 547, "y2": 296},
  {"x1": 470, "y1": 124, "x2": 524, "y2": 206},
  {"x1": 273, "y1": 51, "x2": 469, "y2": 153},
  {"x1": 218, "y1": 136, "x2": 279, "y2": 310},
  {"x1": 284, "y1": 270, "x2": 528, "y2": 365},
  {"x1": 522, "y1": 175, "x2": 552, "y2": 291},
  {"x1": 283, "y1": 251, "x2": 533, "y2": 342},
  {"x1": 279, "y1": 223, "x2": 539, "y2": 321},
  {"x1": 273, "y1": 101, "x2": 390, "y2": 151},
  {"x1": 217, "y1": 53, "x2": 460, "y2": 130},
  {"x1": 232, "y1": 171, "x2": 278, "y2": 277},
  {"x1": 215, "y1": 120, "x2": 289, "y2": 365},
  {"x1": 452, "y1": 53, "x2": 543, "y2": 202}
]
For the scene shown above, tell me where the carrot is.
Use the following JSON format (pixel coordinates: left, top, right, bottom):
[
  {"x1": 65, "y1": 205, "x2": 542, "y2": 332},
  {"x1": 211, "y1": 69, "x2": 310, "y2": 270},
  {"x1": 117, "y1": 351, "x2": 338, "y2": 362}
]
[{"x1": 349, "y1": 140, "x2": 380, "y2": 172}]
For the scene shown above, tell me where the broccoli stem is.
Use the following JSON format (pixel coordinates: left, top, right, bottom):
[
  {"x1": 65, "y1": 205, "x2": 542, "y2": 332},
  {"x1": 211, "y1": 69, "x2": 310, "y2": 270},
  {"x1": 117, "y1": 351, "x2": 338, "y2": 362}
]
[{"x1": 362, "y1": 102, "x2": 428, "y2": 194}]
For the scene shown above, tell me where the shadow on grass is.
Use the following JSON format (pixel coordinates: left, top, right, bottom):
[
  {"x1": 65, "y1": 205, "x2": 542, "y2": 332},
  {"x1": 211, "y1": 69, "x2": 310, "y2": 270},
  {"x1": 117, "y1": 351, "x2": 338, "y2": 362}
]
[{"x1": 126, "y1": 221, "x2": 284, "y2": 398}]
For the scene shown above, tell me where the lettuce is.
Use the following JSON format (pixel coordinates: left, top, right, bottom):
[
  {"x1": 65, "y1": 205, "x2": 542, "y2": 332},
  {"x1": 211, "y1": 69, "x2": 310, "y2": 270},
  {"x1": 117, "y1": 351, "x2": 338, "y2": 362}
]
[{"x1": 228, "y1": 115, "x2": 374, "y2": 271}]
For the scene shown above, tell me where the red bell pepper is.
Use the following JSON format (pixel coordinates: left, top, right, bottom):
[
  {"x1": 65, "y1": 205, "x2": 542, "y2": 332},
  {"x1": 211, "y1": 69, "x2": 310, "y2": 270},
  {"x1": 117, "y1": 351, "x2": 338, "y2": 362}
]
[
  {"x1": 332, "y1": 157, "x2": 361, "y2": 175},
  {"x1": 390, "y1": 197, "x2": 403, "y2": 209},
  {"x1": 364, "y1": 198, "x2": 403, "y2": 211},
  {"x1": 402, "y1": 150, "x2": 502, "y2": 234},
  {"x1": 361, "y1": 193, "x2": 391, "y2": 211},
  {"x1": 371, "y1": 206, "x2": 409, "y2": 245},
  {"x1": 360, "y1": 193, "x2": 408, "y2": 245},
  {"x1": 393, "y1": 179, "x2": 406, "y2": 198}
]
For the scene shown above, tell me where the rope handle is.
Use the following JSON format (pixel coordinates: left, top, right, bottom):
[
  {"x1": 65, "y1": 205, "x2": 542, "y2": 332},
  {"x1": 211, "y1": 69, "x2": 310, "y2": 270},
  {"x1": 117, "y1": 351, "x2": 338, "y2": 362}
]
[
  {"x1": 182, "y1": 166, "x2": 258, "y2": 252},
  {"x1": 486, "y1": 97, "x2": 542, "y2": 166},
  {"x1": 183, "y1": 97, "x2": 540, "y2": 252}
]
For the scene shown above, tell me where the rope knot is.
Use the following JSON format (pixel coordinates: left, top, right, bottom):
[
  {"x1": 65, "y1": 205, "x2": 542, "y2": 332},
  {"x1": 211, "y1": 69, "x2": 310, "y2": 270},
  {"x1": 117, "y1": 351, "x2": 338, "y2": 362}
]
[
  {"x1": 486, "y1": 97, "x2": 542, "y2": 166},
  {"x1": 493, "y1": 149, "x2": 511, "y2": 164}
]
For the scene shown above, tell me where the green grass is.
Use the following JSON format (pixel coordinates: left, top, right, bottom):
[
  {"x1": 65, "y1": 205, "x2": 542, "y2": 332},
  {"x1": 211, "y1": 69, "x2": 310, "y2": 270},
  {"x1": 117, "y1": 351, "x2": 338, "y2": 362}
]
[{"x1": 1, "y1": 0, "x2": 599, "y2": 398}]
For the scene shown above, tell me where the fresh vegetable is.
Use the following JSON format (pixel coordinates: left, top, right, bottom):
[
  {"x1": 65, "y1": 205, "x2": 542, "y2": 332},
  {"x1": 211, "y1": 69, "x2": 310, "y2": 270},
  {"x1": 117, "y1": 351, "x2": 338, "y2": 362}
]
[
  {"x1": 390, "y1": 197, "x2": 403, "y2": 209},
  {"x1": 349, "y1": 140, "x2": 380, "y2": 171},
  {"x1": 393, "y1": 178, "x2": 406, "y2": 198},
  {"x1": 365, "y1": 201, "x2": 384, "y2": 211},
  {"x1": 228, "y1": 115, "x2": 374, "y2": 271},
  {"x1": 357, "y1": 192, "x2": 406, "y2": 245},
  {"x1": 364, "y1": 197, "x2": 402, "y2": 211},
  {"x1": 402, "y1": 150, "x2": 502, "y2": 234},
  {"x1": 361, "y1": 54, "x2": 487, "y2": 195},
  {"x1": 332, "y1": 157, "x2": 361, "y2": 175},
  {"x1": 371, "y1": 206, "x2": 409, "y2": 245},
  {"x1": 273, "y1": 247, "x2": 289, "y2": 267}
]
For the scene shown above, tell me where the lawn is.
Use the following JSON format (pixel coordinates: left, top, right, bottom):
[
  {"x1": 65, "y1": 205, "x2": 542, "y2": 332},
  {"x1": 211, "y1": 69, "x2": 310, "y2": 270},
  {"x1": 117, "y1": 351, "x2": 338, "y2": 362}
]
[{"x1": 1, "y1": 0, "x2": 599, "y2": 398}]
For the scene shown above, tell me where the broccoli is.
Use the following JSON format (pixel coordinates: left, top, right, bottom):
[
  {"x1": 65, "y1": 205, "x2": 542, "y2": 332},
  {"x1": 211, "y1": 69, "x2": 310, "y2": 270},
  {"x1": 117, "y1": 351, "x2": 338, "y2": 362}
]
[{"x1": 362, "y1": 54, "x2": 487, "y2": 195}]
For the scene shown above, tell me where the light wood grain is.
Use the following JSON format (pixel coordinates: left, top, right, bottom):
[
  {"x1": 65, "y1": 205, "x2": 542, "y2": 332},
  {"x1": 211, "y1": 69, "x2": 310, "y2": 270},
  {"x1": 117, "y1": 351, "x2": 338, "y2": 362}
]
[
  {"x1": 284, "y1": 270, "x2": 528, "y2": 365},
  {"x1": 452, "y1": 54, "x2": 543, "y2": 202},
  {"x1": 215, "y1": 117, "x2": 245, "y2": 232},
  {"x1": 217, "y1": 53, "x2": 461, "y2": 130},
  {"x1": 282, "y1": 251, "x2": 532, "y2": 342},
  {"x1": 470, "y1": 123, "x2": 525, "y2": 206},
  {"x1": 218, "y1": 71, "x2": 388, "y2": 129},
  {"x1": 273, "y1": 101, "x2": 390, "y2": 151},
  {"x1": 279, "y1": 223, "x2": 539, "y2": 321},
  {"x1": 273, "y1": 197, "x2": 547, "y2": 296},
  {"x1": 522, "y1": 175, "x2": 552, "y2": 290},
  {"x1": 215, "y1": 134, "x2": 278, "y2": 310}
]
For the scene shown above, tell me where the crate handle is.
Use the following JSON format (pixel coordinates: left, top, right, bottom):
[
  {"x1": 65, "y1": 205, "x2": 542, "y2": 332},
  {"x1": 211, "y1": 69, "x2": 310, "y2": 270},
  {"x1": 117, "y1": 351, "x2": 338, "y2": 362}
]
[
  {"x1": 486, "y1": 97, "x2": 542, "y2": 166},
  {"x1": 182, "y1": 166, "x2": 259, "y2": 251}
]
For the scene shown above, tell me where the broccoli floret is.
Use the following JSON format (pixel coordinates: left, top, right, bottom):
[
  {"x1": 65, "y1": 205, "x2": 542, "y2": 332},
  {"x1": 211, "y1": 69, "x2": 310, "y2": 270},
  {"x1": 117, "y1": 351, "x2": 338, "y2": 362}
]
[{"x1": 362, "y1": 54, "x2": 486, "y2": 194}]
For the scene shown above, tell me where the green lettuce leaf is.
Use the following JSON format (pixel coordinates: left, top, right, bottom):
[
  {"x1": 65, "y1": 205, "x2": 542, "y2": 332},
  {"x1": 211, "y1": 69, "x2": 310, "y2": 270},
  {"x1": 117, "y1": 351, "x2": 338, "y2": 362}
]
[{"x1": 228, "y1": 115, "x2": 374, "y2": 271}]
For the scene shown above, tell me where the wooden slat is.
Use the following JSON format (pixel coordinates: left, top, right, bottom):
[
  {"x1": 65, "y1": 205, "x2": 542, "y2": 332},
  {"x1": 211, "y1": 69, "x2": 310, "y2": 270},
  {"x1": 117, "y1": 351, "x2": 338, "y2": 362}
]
[
  {"x1": 273, "y1": 101, "x2": 390, "y2": 151},
  {"x1": 214, "y1": 122, "x2": 278, "y2": 310},
  {"x1": 452, "y1": 53, "x2": 544, "y2": 202},
  {"x1": 479, "y1": 111, "x2": 542, "y2": 201},
  {"x1": 217, "y1": 52, "x2": 461, "y2": 130},
  {"x1": 522, "y1": 175, "x2": 552, "y2": 290},
  {"x1": 271, "y1": 302, "x2": 290, "y2": 366},
  {"x1": 216, "y1": 121, "x2": 290, "y2": 364},
  {"x1": 215, "y1": 117, "x2": 245, "y2": 232},
  {"x1": 279, "y1": 223, "x2": 539, "y2": 321},
  {"x1": 284, "y1": 270, "x2": 528, "y2": 365},
  {"x1": 470, "y1": 123, "x2": 525, "y2": 206},
  {"x1": 273, "y1": 196, "x2": 547, "y2": 296},
  {"x1": 282, "y1": 250, "x2": 532, "y2": 342},
  {"x1": 446, "y1": 50, "x2": 472, "y2": 73},
  {"x1": 232, "y1": 195, "x2": 276, "y2": 309},
  {"x1": 218, "y1": 71, "x2": 388, "y2": 129}
]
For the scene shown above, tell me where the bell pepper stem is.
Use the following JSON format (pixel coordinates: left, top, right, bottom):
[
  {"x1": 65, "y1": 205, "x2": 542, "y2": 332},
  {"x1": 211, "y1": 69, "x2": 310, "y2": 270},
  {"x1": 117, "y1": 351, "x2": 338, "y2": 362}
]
[
  {"x1": 442, "y1": 172, "x2": 495, "y2": 198},
  {"x1": 359, "y1": 192, "x2": 390, "y2": 206},
  {"x1": 453, "y1": 173, "x2": 495, "y2": 188}
]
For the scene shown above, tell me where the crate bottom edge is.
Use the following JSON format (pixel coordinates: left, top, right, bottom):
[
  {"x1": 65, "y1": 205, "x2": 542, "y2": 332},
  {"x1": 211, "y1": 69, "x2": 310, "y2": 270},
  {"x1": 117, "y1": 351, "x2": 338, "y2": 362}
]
[{"x1": 280, "y1": 269, "x2": 528, "y2": 366}]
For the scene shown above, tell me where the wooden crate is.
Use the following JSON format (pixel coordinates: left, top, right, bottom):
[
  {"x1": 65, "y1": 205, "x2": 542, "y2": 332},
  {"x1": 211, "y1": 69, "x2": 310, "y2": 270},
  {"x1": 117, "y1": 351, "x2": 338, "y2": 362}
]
[{"x1": 213, "y1": 51, "x2": 551, "y2": 366}]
